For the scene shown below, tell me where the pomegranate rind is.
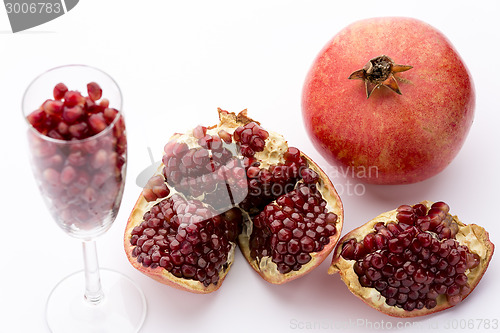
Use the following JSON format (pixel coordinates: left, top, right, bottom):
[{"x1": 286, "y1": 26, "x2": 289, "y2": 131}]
[
  {"x1": 328, "y1": 201, "x2": 494, "y2": 317},
  {"x1": 239, "y1": 153, "x2": 344, "y2": 284},
  {"x1": 124, "y1": 193, "x2": 234, "y2": 294},
  {"x1": 217, "y1": 107, "x2": 257, "y2": 127}
]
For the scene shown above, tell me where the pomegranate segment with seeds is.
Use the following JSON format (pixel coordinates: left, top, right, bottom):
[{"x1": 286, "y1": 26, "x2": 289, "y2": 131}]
[
  {"x1": 129, "y1": 194, "x2": 239, "y2": 291},
  {"x1": 329, "y1": 201, "x2": 494, "y2": 317},
  {"x1": 26, "y1": 82, "x2": 126, "y2": 237},
  {"x1": 125, "y1": 109, "x2": 343, "y2": 292},
  {"x1": 245, "y1": 183, "x2": 337, "y2": 277}
]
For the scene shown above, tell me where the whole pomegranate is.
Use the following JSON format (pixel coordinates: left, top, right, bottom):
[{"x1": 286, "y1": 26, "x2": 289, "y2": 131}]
[
  {"x1": 302, "y1": 17, "x2": 475, "y2": 184},
  {"x1": 330, "y1": 201, "x2": 494, "y2": 317},
  {"x1": 125, "y1": 109, "x2": 343, "y2": 293}
]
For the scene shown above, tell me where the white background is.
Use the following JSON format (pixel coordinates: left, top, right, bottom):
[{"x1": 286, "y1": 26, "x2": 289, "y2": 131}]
[{"x1": 1, "y1": 1, "x2": 499, "y2": 332}]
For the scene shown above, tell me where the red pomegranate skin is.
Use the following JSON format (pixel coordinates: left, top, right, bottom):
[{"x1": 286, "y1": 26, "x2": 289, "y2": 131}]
[{"x1": 302, "y1": 17, "x2": 475, "y2": 184}]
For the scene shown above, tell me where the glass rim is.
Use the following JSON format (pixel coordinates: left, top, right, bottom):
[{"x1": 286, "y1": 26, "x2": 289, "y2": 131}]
[{"x1": 22, "y1": 64, "x2": 124, "y2": 144}]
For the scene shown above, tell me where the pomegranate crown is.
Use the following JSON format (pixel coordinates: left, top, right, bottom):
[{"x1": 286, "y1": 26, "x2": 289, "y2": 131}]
[{"x1": 349, "y1": 55, "x2": 412, "y2": 98}]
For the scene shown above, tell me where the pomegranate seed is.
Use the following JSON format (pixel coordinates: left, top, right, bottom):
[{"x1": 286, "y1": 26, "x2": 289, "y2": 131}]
[
  {"x1": 91, "y1": 149, "x2": 107, "y2": 169},
  {"x1": 53, "y1": 83, "x2": 68, "y2": 100},
  {"x1": 447, "y1": 294, "x2": 462, "y2": 306},
  {"x1": 253, "y1": 126, "x2": 269, "y2": 140},
  {"x1": 409, "y1": 238, "x2": 422, "y2": 253},
  {"x1": 386, "y1": 222, "x2": 402, "y2": 236},
  {"x1": 370, "y1": 253, "x2": 387, "y2": 269},
  {"x1": 83, "y1": 187, "x2": 97, "y2": 203},
  {"x1": 67, "y1": 151, "x2": 86, "y2": 166},
  {"x1": 60, "y1": 165, "x2": 76, "y2": 184},
  {"x1": 240, "y1": 145, "x2": 254, "y2": 157},
  {"x1": 403, "y1": 261, "x2": 417, "y2": 274},
  {"x1": 233, "y1": 127, "x2": 243, "y2": 141},
  {"x1": 85, "y1": 97, "x2": 96, "y2": 110},
  {"x1": 99, "y1": 98, "x2": 110, "y2": 108},
  {"x1": 172, "y1": 143, "x2": 189, "y2": 157},
  {"x1": 103, "y1": 108, "x2": 118, "y2": 124},
  {"x1": 63, "y1": 90, "x2": 85, "y2": 107},
  {"x1": 394, "y1": 268, "x2": 407, "y2": 280},
  {"x1": 416, "y1": 232, "x2": 432, "y2": 247},
  {"x1": 300, "y1": 168, "x2": 319, "y2": 184},
  {"x1": 431, "y1": 201, "x2": 450, "y2": 214},
  {"x1": 143, "y1": 189, "x2": 157, "y2": 202},
  {"x1": 340, "y1": 242, "x2": 355, "y2": 260},
  {"x1": 388, "y1": 238, "x2": 404, "y2": 253},
  {"x1": 43, "y1": 168, "x2": 60, "y2": 187},
  {"x1": 396, "y1": 211, "x2": 415, "y2": 225},
  {"x1": 88, "y1": 113, "x2": 108, "y2": 134},
  {"x1": 352, "y1": 243, "x2": 366, "y2": 259},
  {"x1": 374, "y1": 280, "x2": 388, "y2": 291},
  {"x1": 467, "y1": 253, "x2": 480, "y2": 269},
  {"x1": 412, "y1": 203, "x2": 427, "y2": 216},
  {"x1": 251, "y1": 137, "x2": 265, "y2": 151},
  {"x1": 460, "y1": 284, "x2": 471, "y2": 296},
  {"x1": 62, "y1": 106, "x2": 84, "y2": 124},
  {"x1": 193, "y1": 125, "x2": 207, "y2": 139},
  {"x1": 218, "y1": 130, "x2": 232, "y2": 143},
  {"x1": 300, "y1": 236, "x2": 315, "y2": 252},
  {"x1": 374, "y1": 234, "x2": 387, "y2": 249},
  {"x1": 57, "y1": 121, "x2": 69, "y2": 136},
  {"x1": 27, "y1": 108, "x2": 47, "y2": 128},
  {"x1": 240, "y1": 128, "x2": 253, "y2": 143},
  {"x1": 284, "y1": 147, "x2": 300, "y2": 162},
  {"x1": 366, "y1": 267, "x2": 382, "y2": 281},
  {"x1": 87, "y1": 82, "x2": 102, "y2": 101},
  {"x1": 68, "y1": 122, "x2": 89, "y2": 139},
  {"x1": 363, "y1": 233, "x2": 376, "y2": 252},
  {"x1": 47, "y1": 129, "x2": 63, "y2": 140},
  {"x1": 43, "y1": 100, "x2": 64, "y2": 116}
]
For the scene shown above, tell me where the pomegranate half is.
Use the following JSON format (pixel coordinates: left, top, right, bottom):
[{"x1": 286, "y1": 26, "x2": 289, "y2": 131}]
[
  {"x1": 302, "y1": 17, "x2": 475, "y2": 184},
  {"x1": 125, "y1": 109, "x2": 343, "y2": 293},
  {"x1": 329, "y1": 201, "x2": 493, "y2": 317}
]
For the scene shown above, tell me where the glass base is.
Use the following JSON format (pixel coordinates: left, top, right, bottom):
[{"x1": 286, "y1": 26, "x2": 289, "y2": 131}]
[{"x1": 46, "y1": 269, "x2": 147, "y2": 333}]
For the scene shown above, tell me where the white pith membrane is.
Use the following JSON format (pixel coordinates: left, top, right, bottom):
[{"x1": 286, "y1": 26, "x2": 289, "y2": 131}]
[
  {"x1": 125, "y1": 110, "x2": 344, "y2": 292},
  {"x1": 328, "y1": 201, "x2": 494, "y2": 317}
]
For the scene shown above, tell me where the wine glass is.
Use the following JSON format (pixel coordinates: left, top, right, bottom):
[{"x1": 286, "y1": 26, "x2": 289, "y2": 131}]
[{"x1": 22, "y1": 65, "x2": 146, "y2": 333}]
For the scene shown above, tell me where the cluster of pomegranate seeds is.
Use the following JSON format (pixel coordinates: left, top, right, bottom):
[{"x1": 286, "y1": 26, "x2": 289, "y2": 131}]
[
  {"x1": 27, "y1": 82, "x2": 126, "y2": 230},
  {"x1": 341, "y1": 202, "x2": 481, "y2": 311},
  {"x1": 143, "y1": 175, "x2": 170, "y2": 202},
  {"x1": 130, "y1": 194, "x2": 241, "y2": 287},
  {"x1": 397, "y1": 202, "x2": 459, "y2": 239},
  {"x1": 239, "y1": 147, "x2": 317, "y2": 214},
  {"x1": 28, "y1": 82, "x2": 119, "y2": 141},
  {"x1": 158, "y1": 130, "x2": 247, "y2": 208},
  {"x1": 233, "y1": 122, "x2": 269, "y2": 157},
  {"x1": 250, "y1": 183, "x2": 337, "y2": 274}
]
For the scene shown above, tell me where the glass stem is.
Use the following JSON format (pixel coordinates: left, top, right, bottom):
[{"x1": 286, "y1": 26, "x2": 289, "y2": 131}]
[{"x1": 82, "y1": 240, "x2": 104, "y2": 305}]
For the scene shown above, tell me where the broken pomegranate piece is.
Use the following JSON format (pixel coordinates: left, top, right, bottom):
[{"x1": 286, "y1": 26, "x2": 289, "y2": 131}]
[
  {"x1": 329, "y1": 201, "x2": 494, "y2": 317},
  {"x1": 245, "y1": 183, "x2": 337, "y2": 278},
  {"x1": 129, "y1": 194, "x2": 239, "y2": 290},
  {"x1": 125, "y1": 109, "x2": 343, "y2": 292}
]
